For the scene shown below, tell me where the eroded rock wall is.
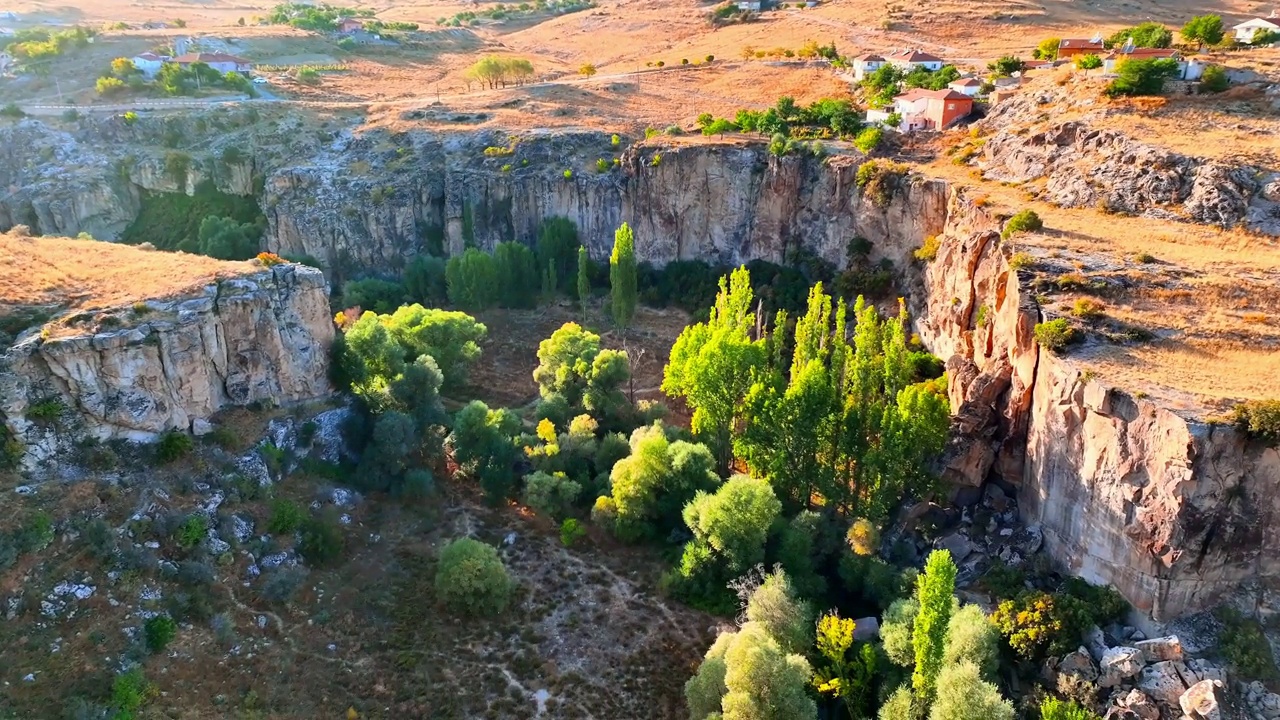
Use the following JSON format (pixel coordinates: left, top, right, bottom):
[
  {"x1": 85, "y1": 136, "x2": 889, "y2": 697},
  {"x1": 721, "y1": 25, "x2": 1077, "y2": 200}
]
[
  {"x1": 0, "y1": 264, "x2": 334, "y2": 475},
  {"x1": 916, "y1": 190, "x2": 1280, "y2": 620}
]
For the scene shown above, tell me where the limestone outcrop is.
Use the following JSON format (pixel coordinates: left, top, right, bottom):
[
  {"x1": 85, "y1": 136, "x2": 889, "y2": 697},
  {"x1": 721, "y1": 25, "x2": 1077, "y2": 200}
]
[{"x1": 0, "y1": 264, "x2": 334, "y2": 476}]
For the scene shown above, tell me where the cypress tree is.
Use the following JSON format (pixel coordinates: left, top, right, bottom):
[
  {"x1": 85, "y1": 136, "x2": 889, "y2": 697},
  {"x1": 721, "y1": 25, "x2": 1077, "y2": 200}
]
[
  {"x1": 912, "y1": 549, "x2": 958, "y2": 711},
  {"x1": 577, "y1": 245, "x2": 590, "y2": 324}
]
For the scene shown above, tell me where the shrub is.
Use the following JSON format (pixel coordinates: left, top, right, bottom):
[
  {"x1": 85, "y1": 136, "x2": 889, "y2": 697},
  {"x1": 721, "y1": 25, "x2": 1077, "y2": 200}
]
[
  {"x1": 0, "y1": 102, "x2": 24, "y2": 118},
  {"x1": 267, "y1": 499, "x2": 304, "y2": 534},
  {"x1": 914, "y1": 235, "x2": 940, "y2": 262},
  {"x1": 155, "y1": 430, "x2": 194, "y2": 463},
  {"x1": 110, "y1": 669, "x2": 152, "y2": 716},
  {"x1": 879, "y1": 686, "x2": 916, "y2": 720},
  {"x1": 1229, "y1": 400, "x2": 1280, "y2": 444},
  {"x1": 144, "y1": 615, "x2": 177, "y2": 652},
  {"x1": 560, "y1": 518, "x2": 586, "y2": 546},
  {"x1": 434, "y1": 537, "x2": 512, "y2": 616},
  {"x1": 1008, "y1": 252, "x2": 1034, "y2": 270},
  {"x1": 1001, "y1": 209, "x2": 1043, "y2": 239},
  {"x1": 1071, "y1": 298, "x2": 1105, "y2": 321},
  {"x1": 446, "y1": 249, "x2": 500, "y2": 310},
  {"x1": 853, "y1": 126, "x2": 883, "y2": 153},
  {"x1": 1040, "y1": 697, "x2": 1101, "y2": 720},
  {"x1": 401, "y1": 468, "x2": 435, "y2": 499},
  {"x1": 1106, "y1": 58, "x2": 1180, "y2": 97},
  {"x1": 591, "y1": 495, "x2": 618, "y2": 531},
  {"x1": 175, "y1": 514, "x2": 207, "y2": 549},
  {"x1": 259, "y1": 565, "x2": 310, "y2": 605},
  {"x1": 1199, "y1": 65, "x2": 1228, "y2": 93},
  {"x1": 1034, "y1": 319, "x2": 1077, "y2": 352},
  {"x1": 96, "y1": 76, "x2": 127, "y2": 95},
  {"x1": 991, "y1": 592, "x2": 1064, "y2": 660},
  {"x1": 297, "y1": 514, "x2": 344, "y2": 566},
  {"x1": 1217, "y1": 607, "x2": 1279, "y2": 680},
  {"x1": 856, "y1": 160, "x2": 909, "y2": 208}
]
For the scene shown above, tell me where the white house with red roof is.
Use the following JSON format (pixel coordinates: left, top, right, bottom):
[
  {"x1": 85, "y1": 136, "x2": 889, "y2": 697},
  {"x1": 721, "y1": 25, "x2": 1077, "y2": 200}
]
[
  {"x1": 852, "y1": 53, "x2": 886, "y2": 81},
  {"x1": 172, "y1": 52, "x2": 252, "y2": 75},
  {"x1": 131, "y1": 52, "x2": 167, "y2": 77},
  {"x1": 885, "y1": 48, "x2": 944, "y2": 72},
  {"x1": 947, "y1": 77, "x2": 983, "y2": 96},
  {"x1": 866, "y1": 88, "x2": 973, "y2": 132},
  {"x1": 1102, "y1": 45, "x2": 1204, "y2": 80}
]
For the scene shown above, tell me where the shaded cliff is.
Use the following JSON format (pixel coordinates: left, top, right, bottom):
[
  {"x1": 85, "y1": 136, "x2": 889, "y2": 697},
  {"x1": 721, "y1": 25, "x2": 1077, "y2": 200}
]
[{"x1": 1, "y1": 263, "x2": 334, "y2": 476}]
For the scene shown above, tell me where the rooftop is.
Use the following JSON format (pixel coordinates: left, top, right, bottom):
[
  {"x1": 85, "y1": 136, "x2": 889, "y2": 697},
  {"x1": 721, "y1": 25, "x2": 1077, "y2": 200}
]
[
  {"x1": 887, "y1": 49, "x2": 944, "y2": 63},
  {"x1": 172, "y1": 52, "x2": 250, "y2": 64},
  {"x1": 897, "y1": 88, "x2": 972, "y2": 101}
]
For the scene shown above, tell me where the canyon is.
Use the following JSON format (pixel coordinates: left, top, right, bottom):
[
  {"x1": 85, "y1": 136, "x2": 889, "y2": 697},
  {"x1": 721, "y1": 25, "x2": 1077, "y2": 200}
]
[{"x1": 1, "y1": 110, "x2": 1277, "y2": 623}]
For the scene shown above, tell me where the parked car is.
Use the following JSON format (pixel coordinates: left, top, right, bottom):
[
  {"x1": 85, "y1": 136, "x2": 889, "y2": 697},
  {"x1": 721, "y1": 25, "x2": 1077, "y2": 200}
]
[{"x1": 252, "y1": 76, "x2": 268, "y2": 84}]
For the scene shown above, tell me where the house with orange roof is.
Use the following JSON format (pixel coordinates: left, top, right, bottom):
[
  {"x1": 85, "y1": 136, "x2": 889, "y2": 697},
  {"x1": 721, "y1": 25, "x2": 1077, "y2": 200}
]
[
  {"x1": 947, "y1": 77, "x2": 983, "y2": 97},
  {"x1": 1057, "y1": 36, "x2": 1104, "y2": 59},
  {"x1": 852, "y1": 53, "x2": 886, "y2": 81},
  {"x1": 866, "y1": 88, "x2": 973, "y2": 132},
  {"x1": 885, "y1": 48, "x2": 944, "y2": 72}
]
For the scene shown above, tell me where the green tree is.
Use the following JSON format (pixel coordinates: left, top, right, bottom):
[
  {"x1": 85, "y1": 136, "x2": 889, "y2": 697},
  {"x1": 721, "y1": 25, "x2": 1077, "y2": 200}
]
[
  {"x1": 523, "y1": 470, "x2": 581, "y2": 519},
  {"x1": 196, "y1": 215, "x2": 259, "y2": 259},
  {"x1": 1106, "y1": 22, "x2": 1173, "y2": 49},
  {"x1": 942, "y1": 604, "x2": 1001, "y2": 679},
  {"x1": 853, "y1": 126, "x2": 882, "y2": 153},
  {"x1": 608, "y1": 423, "x2": 719, "y2": 539},
  {"x1": 745, "y1": 570, "x2": 814, "y2": 655},
  {"x1": 403, "y1": 255, "x2": 449, "y2": 306},
  {"x1": 686, "y1": 632, "x2": 735, "y2": 719},
  {"x1": 1106, "y1": 57, "x2": 1180, "y2": 97},
  {"x1": 912, "y1": 549, "x2": 957, "y2": 709},
  {"x1": 445, "y1": 248, "x2": 500, "y2": 310},
  {"x1": 533, "y1": 322, "x2": 630, "y2": 422},
  {"x1": 609, "y1": 222, "x2": 638, "y2": 330},
  {"x1": 1040, "y1": 698, "x2": 1101, "y2": 720},
  {"x1": 434, "y1": 537, "x2": 513, "y2": 616},
  {"x1": 493, "y1": 241, "x2": 539, "y2": 308},
  {"x1": 340, "y1": 278, "x2": 407, "y2": 315},
  {"x1": 663, "y1": 267, "x2": 767, "y2": 470},
  {"x1": 987, "y1": 55, "x2": 1025, "y2": 76},
  {"x1": 577, "y1": 245, "x2": 590, "y2": 322},
  {"x1": 813, "y1": 612, "x2": 879, "y2": 720},
  {"x1": 722, "y1": 623, "x2": 818, "y2": 720},
  {"x1": 449, "y1": 400, "x2": 521, "y2": 502},
  {"x1": 96, "y1": 76, "x2": 127, "y2": 95},
  {"x1": 880, "y1": 597, "x2": 919, "y2": 667},
  {"x1": 1075, "y1": 54, "x2": 1103, "y2": 71},
  {"x1": 928, "y1": 661, "x2": 1014, "y2": 720},
  {"x1": 1181, "y1": 15, "x2": 1225, "y2": 48},
  {"x1": 1034, "y1": 37, "x2": 1060, "y2": 60},
  {"x1": 536, "y1": 216, "x2": 580, "y2": 292},
  {"x1": 382, "y1": 304, "x2": 487, "y2": 392},
  {"x1": 682, "y1": 474, "x2": 781, "y2": 574}
]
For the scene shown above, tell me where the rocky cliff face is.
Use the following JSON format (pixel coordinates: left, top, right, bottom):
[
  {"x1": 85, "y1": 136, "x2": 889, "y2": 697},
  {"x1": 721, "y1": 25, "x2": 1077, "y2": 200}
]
[
  {"x1": 914, "y1": 190, "x2": 1280, "y2": 621},
  {"x1": 265, "y1": 130, "x2": 948, "y2": 276},
  {"x1": 0, "y1": 264, "x2": 334, "y2": 476}
]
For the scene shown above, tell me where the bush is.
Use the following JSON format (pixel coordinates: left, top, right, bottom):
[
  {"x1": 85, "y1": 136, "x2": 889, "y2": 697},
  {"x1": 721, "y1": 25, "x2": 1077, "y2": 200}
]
[
  {"x1": 144, "y1": 615, "x2": 177, "y2": 652},
  {"x1": 879, "y1": 686, "x2": 916, "y2": 720},
  {"x1": 1199, "y1": 65, "x2": 1228, "y2": 93},
  {"x1": 341, "y1": 277, "x2": 407, "y2": 314},
  {"x1": 0, "y1": 102, "x2": 24, "y2": 118},
  {"x1": 846, "y1": 518, "x2": 880, "y2": 556},
  {"x1": 1071, "y1": 298, "x2": 1105, "y2": 321},
  {"x1": 991, "y1": 592, "x2": 1066, "y2": 660},
  {"x1": 1229, "y1": 400, "x2": 1280, "y2": 444},
  {"x1": 1008, "y1": 252, "x2": 1034, "y2": 270},
  {"x1": 882, "y1": 598, "x2": 919, "y2": 666},
  {"x1": 854, "y1": 126, "x2": 883, "y2": 153},
  {"x1": 1040, "y1": 697, "x2": 1101, "y2": 720},
  {"x1": 155, "y1": 430, "x2": 194, "y2": 463},
  {"x1": 434, "y1": 537, "x2": 513, "y2": 616},
  {"x1": 1001, "y1": 209, "x2": 1043, "y2": 239},
  {"x1": 1106, "y1": 58, "x2": 1180, "y2": 97},
  {"x1": 259, "y1": 565, "x2": 310, "y2": 605},
  {"x1": 297, "y1": 514, "x2": 344, "y2": 566},
  {"x1": 267, "y1": 499, "x2": 304, "y2": 535},
  {"x1": 446, "y1": 248, "x2": 501, "y2": 310},
  {"x1": 1216, "y1": 607, "x2": 1278, "y2": 681},
  {"x1": 560, "y1": 518, "x2": 586, "y2": 546},
  {"x1": 175, "y1": 514, "x2": 207, "y2": 549},
  {"x1": 110, "y1": 669, "x2": 152, "y2": 716},
  {"x1": 914, "y1": 235, "x2": 940, "y2": 262},
  {"x1": 1034, "y1": 319, "x2": 1077, "y2": 352},
  {"x1": 855, "y1": 160, "x2": 909, "y2": 208}
]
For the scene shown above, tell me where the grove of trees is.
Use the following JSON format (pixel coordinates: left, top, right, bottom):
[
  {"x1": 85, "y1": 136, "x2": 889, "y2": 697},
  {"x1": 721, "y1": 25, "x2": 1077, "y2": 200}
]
[{"x1": 465, "y1": 55, "x2": 536, "y2": 88}]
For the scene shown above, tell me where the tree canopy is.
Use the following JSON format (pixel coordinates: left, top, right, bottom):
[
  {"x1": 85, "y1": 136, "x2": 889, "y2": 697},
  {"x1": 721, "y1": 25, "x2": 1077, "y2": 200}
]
[{"x1": 1181, "y1": 15, "x2": 1224, "y2": 48}]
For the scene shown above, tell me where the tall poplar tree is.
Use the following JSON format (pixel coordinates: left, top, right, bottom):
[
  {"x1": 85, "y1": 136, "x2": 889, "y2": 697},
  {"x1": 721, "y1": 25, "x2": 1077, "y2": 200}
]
[
  {"x1": 912, "y1": 549, "x2": 957, "y2": 711},
  {"x1": 577, "y1": 245, "x2": 590, "y2": 324},
  {"x1": 609, "y1": 222, "x2": 637, "y2": 330}
]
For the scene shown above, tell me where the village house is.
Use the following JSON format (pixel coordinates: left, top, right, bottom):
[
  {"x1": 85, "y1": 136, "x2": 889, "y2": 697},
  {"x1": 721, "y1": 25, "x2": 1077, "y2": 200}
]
[
  {"x1": 736, "y1": 0, "x2": 762, "y2": 11},
  {"x1": 866, "y1": 88, "x2": 973, "y2": 132},
  {"x1": 885, "y1": 48, "x2": 944, "y2": 72},
  {"x1": 1233, "y1": 17, "x2": 1279, "y2": 43},
  {"x1": 335, "y1": 17, "x2": 365, "y2": 33},
  {"x1": 130, "y1": 52, "x2": 166, "y2": 77},
  {"x1": 1056, "y1": 36, "x2": 1104, "y2": 58},
  {"x1": 947, "y1": 77, "x2": 983, "y2": 96},
  {"x1": 172, "y1": 52, "x2": 252, "y2": 75},
  {"x1": 851, "y1": 53, "x2": 885, "y2": 81},
  {"x1": 1102, "y1": 46, "x2": 1204, "y2": 80}
]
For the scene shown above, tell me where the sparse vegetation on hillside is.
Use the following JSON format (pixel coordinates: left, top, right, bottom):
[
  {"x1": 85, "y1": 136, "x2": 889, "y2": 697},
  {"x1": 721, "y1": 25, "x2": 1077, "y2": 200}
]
[
  {"x1": 1229, "y1": 400, "x2": 1280, "y2": 444},
  {"x1": 437, "y1": 0, "x2": 595, "y2": 28},
  {"x1": 464, "y1": 55, "x2": 536, "y2": 88},
  {"x1": 265, "y1": 2, "x2": 374, "y2": 31},
  {"x1": 1105, "y1": 21, "x2": 1172, "y2": 49}
]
